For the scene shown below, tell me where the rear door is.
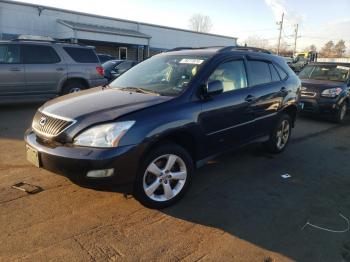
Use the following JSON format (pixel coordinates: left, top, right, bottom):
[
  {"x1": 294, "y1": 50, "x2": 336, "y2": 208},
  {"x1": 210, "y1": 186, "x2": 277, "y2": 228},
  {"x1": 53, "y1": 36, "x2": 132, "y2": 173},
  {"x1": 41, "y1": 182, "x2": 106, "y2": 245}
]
[
  {"x1": 199, "y1": 58, "x2": 254, "y2": 154},
  {"x1": 23, "y1": 44, "x2": 66, "y2": 94},
  {"x1": 246, "y1": 59, "x2": 286, "y2": 137},
  {"x1": 0, "y1": 43, "x2": 25, "y2": 94}
]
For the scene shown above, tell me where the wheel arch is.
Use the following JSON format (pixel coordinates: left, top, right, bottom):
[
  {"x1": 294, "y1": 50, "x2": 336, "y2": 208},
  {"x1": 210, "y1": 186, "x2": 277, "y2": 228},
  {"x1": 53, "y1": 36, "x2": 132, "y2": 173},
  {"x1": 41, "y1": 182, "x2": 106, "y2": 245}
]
[
  {"x1": 282, "y1": 105, "x2": 297, "y2": 127},
  {"x1": 143, "y1": 130, "x2": 198, "y2": 165},
  {"x1": 60, "y1": 78, "x2": 89, "y2": 94}
]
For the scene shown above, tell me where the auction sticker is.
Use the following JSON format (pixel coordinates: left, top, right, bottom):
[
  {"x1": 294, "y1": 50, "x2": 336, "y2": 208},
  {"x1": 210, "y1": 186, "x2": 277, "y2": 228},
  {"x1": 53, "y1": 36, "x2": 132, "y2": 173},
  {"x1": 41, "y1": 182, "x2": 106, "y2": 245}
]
[{"x1": 179, "y1": 59, "x2": 204, "y2": 65}]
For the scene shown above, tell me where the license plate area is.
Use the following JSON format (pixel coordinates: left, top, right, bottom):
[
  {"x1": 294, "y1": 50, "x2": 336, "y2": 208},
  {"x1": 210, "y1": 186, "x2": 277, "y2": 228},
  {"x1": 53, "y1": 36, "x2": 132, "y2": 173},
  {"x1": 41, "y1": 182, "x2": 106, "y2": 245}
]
[{"x1": 26, "y1": 145, "x2": 40, "y2": 167}]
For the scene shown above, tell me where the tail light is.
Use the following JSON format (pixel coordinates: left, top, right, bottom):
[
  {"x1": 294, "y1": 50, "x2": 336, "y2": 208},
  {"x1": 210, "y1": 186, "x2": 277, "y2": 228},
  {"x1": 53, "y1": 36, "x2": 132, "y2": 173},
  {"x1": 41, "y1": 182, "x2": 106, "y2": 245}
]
[{"x1": 96, "y1": 66, "x2": 104, "y2": 76}]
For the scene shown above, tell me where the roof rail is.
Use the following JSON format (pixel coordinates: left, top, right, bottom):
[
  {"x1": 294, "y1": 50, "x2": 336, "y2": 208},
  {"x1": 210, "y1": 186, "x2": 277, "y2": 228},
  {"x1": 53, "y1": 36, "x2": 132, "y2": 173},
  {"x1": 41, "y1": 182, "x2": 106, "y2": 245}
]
[
  {"x1": 166, "y1": 46, "x2": 228, "y2": 52},
  {"x1": 219, "y1": 46, "x2": 273, "y2": 54}
]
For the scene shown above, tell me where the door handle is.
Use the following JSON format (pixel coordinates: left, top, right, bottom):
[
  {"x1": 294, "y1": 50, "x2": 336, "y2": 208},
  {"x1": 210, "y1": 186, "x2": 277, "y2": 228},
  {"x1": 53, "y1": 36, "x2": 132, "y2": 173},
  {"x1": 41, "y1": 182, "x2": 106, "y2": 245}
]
[
  {"x1": 9, "y1": 68, "x2": 21, "y2": 72},
  {"x1": 56, "y1": 68, "x2": 65, "y2": 71},
  {"x1": 245, "y1": 95, "x2": 256, "y2": 102}
]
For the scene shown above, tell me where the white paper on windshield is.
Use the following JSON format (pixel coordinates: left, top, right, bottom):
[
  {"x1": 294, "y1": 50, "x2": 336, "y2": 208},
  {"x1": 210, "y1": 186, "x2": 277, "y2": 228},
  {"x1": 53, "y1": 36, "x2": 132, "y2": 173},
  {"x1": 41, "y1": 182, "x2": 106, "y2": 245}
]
[
  {"x1": 179, "y1": 59, "x2": 204, "y2": 65},
  {"x1": 337, "y1": 66, "x2": 350, "y2": 70}
]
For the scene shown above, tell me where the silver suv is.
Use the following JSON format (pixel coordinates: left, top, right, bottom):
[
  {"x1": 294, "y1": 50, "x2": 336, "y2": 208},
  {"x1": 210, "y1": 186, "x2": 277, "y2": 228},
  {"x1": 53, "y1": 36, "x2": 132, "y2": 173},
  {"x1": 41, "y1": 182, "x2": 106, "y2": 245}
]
[{"x1": 0, "y1": 39, "x2": 107, "y2": 103}]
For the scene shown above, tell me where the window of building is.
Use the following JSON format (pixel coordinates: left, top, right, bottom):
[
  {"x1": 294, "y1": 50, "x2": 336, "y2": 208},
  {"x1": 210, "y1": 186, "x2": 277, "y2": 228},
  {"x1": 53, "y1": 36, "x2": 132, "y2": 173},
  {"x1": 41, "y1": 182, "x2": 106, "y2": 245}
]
[
  {"x1": 0, "y1": 44, "x2": 20, "y2": 64},
  {"x1": 23, "y1": 45, "x2": 60, "y2": 64},
  {"x1": 208, "y1": 60, "x2": 248, "y2": 93},
  {"x1": 119, "y1": 47, "x2": 127, "y2": 60},
  {"x1": 63, "y1": 47, "x2": 99, "y2": 63}
]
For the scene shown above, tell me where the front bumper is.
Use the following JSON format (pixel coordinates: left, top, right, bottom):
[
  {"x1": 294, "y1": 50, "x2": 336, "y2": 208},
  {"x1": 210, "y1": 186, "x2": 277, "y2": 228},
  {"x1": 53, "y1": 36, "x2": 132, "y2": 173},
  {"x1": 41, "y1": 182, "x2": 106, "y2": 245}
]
[
  {"x1": 299, "y1": 97, "x2": 341, "y2": 115},
  {"x1": 24, "y1": 130, "x2": 141, "y2": 184}
]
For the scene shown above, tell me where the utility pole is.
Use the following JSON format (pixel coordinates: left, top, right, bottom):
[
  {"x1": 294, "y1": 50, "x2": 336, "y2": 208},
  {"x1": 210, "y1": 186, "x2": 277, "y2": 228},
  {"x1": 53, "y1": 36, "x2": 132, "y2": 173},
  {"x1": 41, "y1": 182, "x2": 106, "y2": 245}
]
[
  {"x1": 276, "y1": 12, "x2": 284, "y2": 55},
  {"x1": 293, "y1": 24, "x2": 299, "y2": 57}
]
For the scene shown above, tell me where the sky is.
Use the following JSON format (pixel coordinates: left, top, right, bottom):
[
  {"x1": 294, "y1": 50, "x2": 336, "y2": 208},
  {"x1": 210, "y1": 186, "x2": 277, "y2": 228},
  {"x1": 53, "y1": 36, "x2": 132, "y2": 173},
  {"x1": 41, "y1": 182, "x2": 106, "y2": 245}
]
[{"x1": 13, "y1": 0, "x2": 350, "y2": 52}]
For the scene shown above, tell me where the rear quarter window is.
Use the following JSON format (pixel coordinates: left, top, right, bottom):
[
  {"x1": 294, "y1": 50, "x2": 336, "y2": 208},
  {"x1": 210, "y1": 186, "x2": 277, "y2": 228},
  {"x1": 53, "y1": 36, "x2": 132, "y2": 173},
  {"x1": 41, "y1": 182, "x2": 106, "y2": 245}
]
[
  {"x1": 275, "y1": 63, "x2": 288, "y2": 80},
  {"x1": 64, "y1": 47, "x2": 99, "y2": 63},
  {"x1": 23, "y1": 45, "x2": 60, "y2": 64}
]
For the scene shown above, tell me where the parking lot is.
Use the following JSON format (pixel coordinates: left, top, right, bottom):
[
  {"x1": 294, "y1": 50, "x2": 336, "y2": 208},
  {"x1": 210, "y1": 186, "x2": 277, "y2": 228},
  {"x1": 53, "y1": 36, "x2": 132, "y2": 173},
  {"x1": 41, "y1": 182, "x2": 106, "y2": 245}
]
[{"x1": 0, "y1": 104, "x2": 350, "y2": 262}]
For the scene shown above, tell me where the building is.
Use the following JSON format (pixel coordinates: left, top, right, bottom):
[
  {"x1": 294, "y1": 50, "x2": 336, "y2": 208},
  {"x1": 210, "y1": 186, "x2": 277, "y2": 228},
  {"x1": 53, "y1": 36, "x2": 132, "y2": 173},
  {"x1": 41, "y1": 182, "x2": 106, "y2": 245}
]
[{"x1": 0, "y1": 0, "x2": 237, "y2": 61}]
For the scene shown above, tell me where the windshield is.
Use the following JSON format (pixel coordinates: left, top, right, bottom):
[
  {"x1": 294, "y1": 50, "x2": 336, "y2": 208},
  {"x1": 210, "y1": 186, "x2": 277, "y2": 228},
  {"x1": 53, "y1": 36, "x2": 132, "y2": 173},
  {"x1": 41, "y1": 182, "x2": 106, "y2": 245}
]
[
  {"x1": 109, "y1": 54, "x2": 209, "y2": 96},
  {"x1": 299, "y1": 64, "x2": 350, "y2": 82}
]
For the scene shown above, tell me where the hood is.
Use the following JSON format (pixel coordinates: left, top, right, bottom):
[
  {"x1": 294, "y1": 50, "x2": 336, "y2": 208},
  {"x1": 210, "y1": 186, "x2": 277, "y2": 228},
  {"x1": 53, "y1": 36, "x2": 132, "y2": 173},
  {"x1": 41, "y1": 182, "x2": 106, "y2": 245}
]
[
  {"x1": 38, "y1": 87, "x2": 172, "y2": 141},
  {"x1": 301, "y1": 79, "x2": 346, "y2": 93},
  {"x1": 42, "y1": 87, "x2": 171, "y2": 119},
  {"x1": 301, "y1": 79, "x2": 346, "y2": 88}
]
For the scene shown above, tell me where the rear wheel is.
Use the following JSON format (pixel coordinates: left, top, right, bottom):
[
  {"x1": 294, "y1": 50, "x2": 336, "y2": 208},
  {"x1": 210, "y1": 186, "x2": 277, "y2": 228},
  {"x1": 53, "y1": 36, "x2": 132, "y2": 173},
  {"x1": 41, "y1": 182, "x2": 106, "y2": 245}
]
[
  {"x1": 61, "y1": 81, "x2": 86, "y2": 95},
  {"x1": 134, "y1": 143, "x2": 193, "y2": 209},
  {"x1": 264, "y1": 113, "x2": 292, "y2": 154},
  {"x1": 334, "y1": 102, "x2": 347, "y2": 123}
]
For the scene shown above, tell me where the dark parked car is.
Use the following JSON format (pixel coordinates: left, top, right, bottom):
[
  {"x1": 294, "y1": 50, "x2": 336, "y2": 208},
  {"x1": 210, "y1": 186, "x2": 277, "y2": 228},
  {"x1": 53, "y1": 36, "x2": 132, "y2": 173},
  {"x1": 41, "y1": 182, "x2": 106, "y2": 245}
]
[
  {"x1": 298, "y1": 62, "x2": 350, "y2": 123},
  {"x1": 102, "y1": 60, "x2": 138, "y2": 81},
  {"x1": 97, "y1": 53, "x2": 116, "y2": 63},
  {"x1": 25, "y1": 46, "x2": 300, "y2": 208},
  {"x1": 0, "y1": 38, "x2": 107, "y2": 103}
]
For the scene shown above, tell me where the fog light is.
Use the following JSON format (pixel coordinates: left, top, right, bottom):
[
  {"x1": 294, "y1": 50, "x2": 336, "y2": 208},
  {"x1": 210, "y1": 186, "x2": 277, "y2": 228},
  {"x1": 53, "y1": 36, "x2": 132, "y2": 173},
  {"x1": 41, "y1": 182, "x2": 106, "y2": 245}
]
[{"x1": 86, "y1": 169, "x2": 114, "y2": 178}]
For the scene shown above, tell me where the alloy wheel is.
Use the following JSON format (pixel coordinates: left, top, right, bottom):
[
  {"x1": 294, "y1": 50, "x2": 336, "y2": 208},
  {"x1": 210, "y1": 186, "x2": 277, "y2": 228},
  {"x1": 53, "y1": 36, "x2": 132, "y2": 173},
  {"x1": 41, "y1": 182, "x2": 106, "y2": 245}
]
[
  {"x1": 69, "y1": 87, "x2": 81, "y2": 93},
  {"x1": 143, "y1": 154, "x2": 187, "y2": 202},
  {"x1": 276, "y1": 120, "x2": 290, "y2": 150}
]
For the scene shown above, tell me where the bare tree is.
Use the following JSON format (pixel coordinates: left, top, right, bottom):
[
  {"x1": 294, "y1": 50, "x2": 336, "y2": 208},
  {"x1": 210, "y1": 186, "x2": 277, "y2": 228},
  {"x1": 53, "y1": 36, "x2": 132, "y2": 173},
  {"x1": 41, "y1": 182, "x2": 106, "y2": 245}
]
[
  {"x1": 189, "y1": 14, "x2": 213, "y2": 33},
  {"x1": 320, "y1": 41, "x2": 335, "y2": 58},
  {"x1": 244, "y1": 35, "x2": 270, "y2": 49},
  {"x1": 305, "y1": 44, "x2": 317, "y2": 52},
  {"x1": 334, "y1": 40, "x2": 346, "y2": 57}
]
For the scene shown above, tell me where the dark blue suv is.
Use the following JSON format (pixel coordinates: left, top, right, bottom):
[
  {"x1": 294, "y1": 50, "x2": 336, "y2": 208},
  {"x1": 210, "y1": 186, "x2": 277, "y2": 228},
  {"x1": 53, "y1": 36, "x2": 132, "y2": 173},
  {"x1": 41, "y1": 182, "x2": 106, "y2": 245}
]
[{"x1": 25, "y1": 46, "x2": 301, "y2": 208}]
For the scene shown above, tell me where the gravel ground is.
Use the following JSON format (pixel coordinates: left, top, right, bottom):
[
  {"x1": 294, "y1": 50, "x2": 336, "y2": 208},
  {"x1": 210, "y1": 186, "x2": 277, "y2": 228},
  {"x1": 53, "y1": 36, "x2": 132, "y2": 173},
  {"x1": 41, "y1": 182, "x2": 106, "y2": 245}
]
[{"x1": 0, "y1": 104, "x2": 349, "y2": 262}]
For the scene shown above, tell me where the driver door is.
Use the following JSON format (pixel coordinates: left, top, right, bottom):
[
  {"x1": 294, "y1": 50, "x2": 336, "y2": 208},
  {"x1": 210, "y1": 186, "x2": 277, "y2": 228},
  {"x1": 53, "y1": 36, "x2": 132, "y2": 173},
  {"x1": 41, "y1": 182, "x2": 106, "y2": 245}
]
[{"x1": 199, "y1": 58, "x2": 255, "y2": 155}]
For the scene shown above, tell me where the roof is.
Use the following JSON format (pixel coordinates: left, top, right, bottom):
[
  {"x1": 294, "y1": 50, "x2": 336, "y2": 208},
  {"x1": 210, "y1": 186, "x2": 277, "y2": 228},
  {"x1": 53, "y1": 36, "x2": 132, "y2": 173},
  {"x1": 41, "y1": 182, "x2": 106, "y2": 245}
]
[
  {"x1": 1, "y1": 0, "x2": 237, "y2": 40},
  {"x1": 57, "y1": 20, "x2": 152, "y2": 39}
]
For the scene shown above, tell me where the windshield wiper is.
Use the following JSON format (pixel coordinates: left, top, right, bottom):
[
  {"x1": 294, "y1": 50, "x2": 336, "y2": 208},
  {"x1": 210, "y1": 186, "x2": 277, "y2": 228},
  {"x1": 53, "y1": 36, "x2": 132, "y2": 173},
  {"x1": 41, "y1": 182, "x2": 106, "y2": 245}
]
[{"x1": 119, "y1": 87, "x2": 160, "y2": 96}]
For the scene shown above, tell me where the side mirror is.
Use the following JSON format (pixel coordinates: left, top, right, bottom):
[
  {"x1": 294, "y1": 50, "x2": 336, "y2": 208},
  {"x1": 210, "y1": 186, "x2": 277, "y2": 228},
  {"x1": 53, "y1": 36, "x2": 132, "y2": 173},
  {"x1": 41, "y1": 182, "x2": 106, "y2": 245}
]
[{"x1": 206, "y1": 80, "x2": 223, "y2": 96}]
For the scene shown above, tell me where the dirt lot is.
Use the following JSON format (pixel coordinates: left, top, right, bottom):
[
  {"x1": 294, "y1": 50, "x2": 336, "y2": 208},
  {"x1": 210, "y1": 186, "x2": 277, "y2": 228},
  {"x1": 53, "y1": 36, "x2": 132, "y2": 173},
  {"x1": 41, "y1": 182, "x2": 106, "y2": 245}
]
[{"x1": 0, "y1": 104, "x2": 350, "y2": 262}]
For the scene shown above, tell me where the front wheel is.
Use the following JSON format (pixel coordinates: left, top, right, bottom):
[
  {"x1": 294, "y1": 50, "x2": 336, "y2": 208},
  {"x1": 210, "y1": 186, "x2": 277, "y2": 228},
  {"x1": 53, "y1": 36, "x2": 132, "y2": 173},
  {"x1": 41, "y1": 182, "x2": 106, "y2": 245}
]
[
  {"x1": 264, "y1": 113, "x2": 292, "y2": 154},
  {"x1": 133, "y1": 143, "x2": 194, "y2": 209},
  {"x1": 334, "y1": 102, "x2": 347, "y2": 123}
]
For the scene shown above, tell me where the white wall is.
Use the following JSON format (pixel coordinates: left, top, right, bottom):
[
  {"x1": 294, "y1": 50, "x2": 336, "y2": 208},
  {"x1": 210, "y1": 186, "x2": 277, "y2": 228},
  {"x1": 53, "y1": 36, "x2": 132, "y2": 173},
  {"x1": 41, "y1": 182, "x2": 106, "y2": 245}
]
[
  {"x1": 317, "y1": 57, "x2": 350, "y2": 63},
  {"x1": 0, "y1": 0, "x2": 236, "y2": 49}
]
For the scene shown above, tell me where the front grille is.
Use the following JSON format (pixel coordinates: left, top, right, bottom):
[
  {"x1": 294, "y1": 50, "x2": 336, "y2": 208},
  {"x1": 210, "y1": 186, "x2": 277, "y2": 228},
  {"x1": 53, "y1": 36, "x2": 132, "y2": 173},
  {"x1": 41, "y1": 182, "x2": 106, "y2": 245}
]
[
  {"x1": 32, "y1": 111, "x2": 74, "y2": 137},
  {"x1": 301, "y1": 91, "x2": 316, "y2": 98}
]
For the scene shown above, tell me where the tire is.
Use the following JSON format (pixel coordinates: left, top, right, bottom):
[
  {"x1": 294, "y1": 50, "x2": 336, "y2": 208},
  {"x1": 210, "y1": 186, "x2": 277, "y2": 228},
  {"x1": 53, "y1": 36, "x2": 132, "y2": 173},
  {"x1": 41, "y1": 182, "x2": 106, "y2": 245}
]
[
  {"x1": 133, "y1": 143, "x2": 194, "y2": 209},
  {"x1": 61, "y1": 81, "x2": 86, "y2": 95},
  {"x1": 334, "y1": 102, "x2": 347, "y2": 124},
  {"x1": 264, "y1": 113, "x2": 292, "y2": 154}
]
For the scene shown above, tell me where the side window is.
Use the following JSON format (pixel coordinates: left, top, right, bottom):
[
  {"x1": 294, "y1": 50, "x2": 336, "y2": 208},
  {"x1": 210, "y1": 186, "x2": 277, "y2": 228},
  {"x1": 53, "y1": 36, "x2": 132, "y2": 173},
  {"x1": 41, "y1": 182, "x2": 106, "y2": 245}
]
[
  {"x1": 269, "y1": 64, "x2": 281, "y2": 82},
  {"x1": 208, "y1": 60, "x2": 248, "y2": 93},
  {"x1": 248, "y1": 60, "x2": 271, "y2": 86},
  {"x1": 275, "y1": 64, "x2": 288, "y2": 80},
  {"x1": 0, "y1": 44, "x2": 20, "y2": 64},
  {"x1": 23, "y1": 45, "x2": 60, "y2": 64},
  {"x1": 116, "y1": 61, "x2": 133, "y2": 71},
  {"x1": 64, "y1": 47, "x2": 99, "y2": 63}
]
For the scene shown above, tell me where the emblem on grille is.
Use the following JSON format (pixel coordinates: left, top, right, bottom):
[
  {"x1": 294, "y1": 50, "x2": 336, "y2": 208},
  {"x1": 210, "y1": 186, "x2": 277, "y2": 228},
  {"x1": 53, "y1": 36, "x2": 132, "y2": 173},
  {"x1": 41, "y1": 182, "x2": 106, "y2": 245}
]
[{"x1": 39, "y1": 117, "x2": 47, "y2": 126}]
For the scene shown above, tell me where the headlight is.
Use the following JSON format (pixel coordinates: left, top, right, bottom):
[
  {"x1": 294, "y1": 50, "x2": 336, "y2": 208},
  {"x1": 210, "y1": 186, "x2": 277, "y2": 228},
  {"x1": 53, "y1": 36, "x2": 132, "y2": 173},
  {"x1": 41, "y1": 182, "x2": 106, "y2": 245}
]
[
  {"x1": 321, "y1": 88, "x2": 342, "y2": 98},
  {"x1": 74, "y1": 121, "x2": 135, "y2": 147}
]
